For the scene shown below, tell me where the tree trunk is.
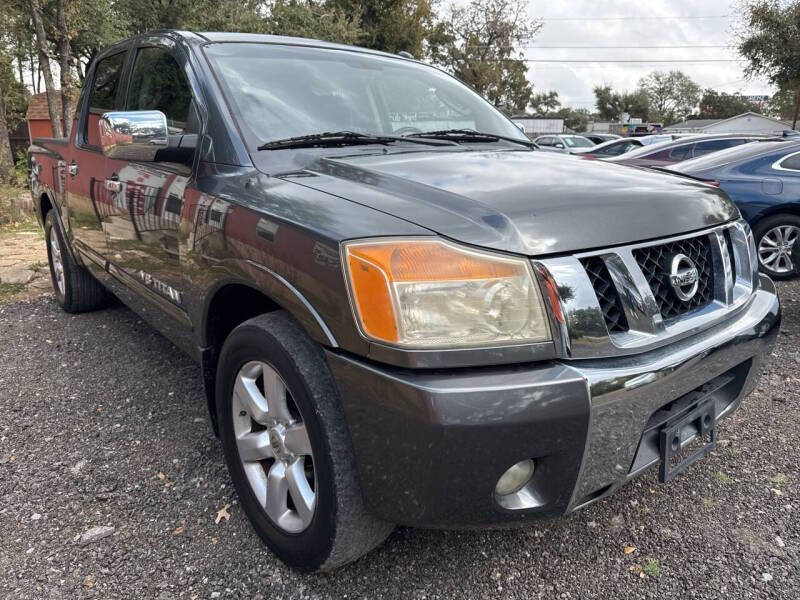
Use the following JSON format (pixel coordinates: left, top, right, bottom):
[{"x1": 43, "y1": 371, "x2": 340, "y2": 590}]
[
  {"x1": 56, "y1": 0, "x2": 75, "y2": 138},
  {"x1": 793, "y1": 85, "x2": 800, "y2": 131},
  {"x1": 0, "y1": 87, "x2": 13, "y2": 182},
  {"x1": 30, "y1": 0, "x2": 64, "y2": 138}
]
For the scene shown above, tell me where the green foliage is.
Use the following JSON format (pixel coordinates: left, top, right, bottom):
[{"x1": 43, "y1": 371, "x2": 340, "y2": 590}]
[
  {"x1": 329, "y1": 0, "x2": 439, "y2": 56},
  {"x1": 642, "y1": 557, "x2": 661, "y2": 578},
  {"x1": 695, "y1": 89, "x2": 759, "y2": 119},
  {"x1": 767, "y1": 87, "x2": 798, "y2": 120},
  {"x1": 429, "y1": 0, "x2": 540, "y2": 113},
  {"x1": 593, "y1": 85, "x2": 650, "y2": 122},
  {"x1": 737, "y1": 0, "x2": 800, "y2": 127},
  {"x1": 265, "y1": 1, "x2": 362, "y2": 45},
  {"x1": 529, "y1": 90, "x2": 560, "y2": 115},
  {"x1": 555, "y1": 107, "x2": 590, "y2": 132},
  {"x1": 638, "y1": 70, "x2": 701, "y2": 125}
]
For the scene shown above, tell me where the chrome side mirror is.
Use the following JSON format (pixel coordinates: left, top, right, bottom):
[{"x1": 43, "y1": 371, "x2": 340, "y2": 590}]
[{"x1": 99, "y1": 110, "x2": 169, "y2": 161}]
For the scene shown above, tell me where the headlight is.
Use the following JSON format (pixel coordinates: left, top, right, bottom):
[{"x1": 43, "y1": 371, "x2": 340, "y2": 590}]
[{"x1": 342, "y1": 238, "x2": 551, "y2": 348}]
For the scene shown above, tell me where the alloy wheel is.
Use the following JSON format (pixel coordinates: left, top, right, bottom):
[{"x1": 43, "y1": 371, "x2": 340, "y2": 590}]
[
  {"x1": 48, "y1": 227, "x2": 66, "y2": 295},
  {"x1": 758, "y1": 225, "x2": 799, "y2": 274},
  {"x1": 231, "y1": 361, "x2": 316, "y2": 533}
]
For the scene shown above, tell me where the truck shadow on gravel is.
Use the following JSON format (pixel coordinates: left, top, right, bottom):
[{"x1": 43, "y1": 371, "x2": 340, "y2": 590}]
[{"x1": 0, "y1": 287, "x2": 798, "y2": 599}]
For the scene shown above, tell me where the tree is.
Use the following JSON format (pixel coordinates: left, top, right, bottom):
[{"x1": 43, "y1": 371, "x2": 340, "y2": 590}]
[
  {"x1": 554, "y1": 107, "x2": 590, "y2": 132},
  {"x1": 767, "y1": 86, "x2": 799, "y2": 121},
  {"x1": 265, "y1": 1, "x2": 362, "y2": 45},
  {"x1": 30, "y1": 0, "x2": 63, "y2": 137},
  {"x1": 529, "y1": 90, "x2": 560, "y2": 115},
  {"x1": 56, "y1": 0, "x2": 77, "y2": 137},
  {"x1": 0, "y1": 54, "x2": 16, "y2": 180},
  {"x1": 329, "y1": 0, "x2": 438, "y2": 57},
  {"x1": 637, "y1": 70, "x2": 700, "y2": 125},
  {"x1": 593, "y1": 85, "x2": 649, "y2": 121},
  {"x1": 695, "y1": 89, "x2": 758, "y2": 119},
  {"x1": 736, "y1": 0, "x2": 800, "y2": 129},
  {"x1": 430, "y1": 0, "x2": 540, "y2": 113}
]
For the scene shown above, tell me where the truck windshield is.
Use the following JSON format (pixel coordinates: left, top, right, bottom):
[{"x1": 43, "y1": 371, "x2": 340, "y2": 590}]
[{"x1": 204, "y1": 42, "x2": 528, "y2": 150}]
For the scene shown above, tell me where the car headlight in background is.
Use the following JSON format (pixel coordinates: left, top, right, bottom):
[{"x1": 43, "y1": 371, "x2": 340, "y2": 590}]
[{"x1": 342, "y1": 238, "x2": 551, "y2": 348}]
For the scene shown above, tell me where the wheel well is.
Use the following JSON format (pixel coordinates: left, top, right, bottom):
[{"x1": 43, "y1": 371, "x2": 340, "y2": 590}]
[
  {"x1": 205, "y1": 283, "x2": 281, "y2": 354},
  {"x1": 202, "y1": 284, "x2": 281, "y2": 435},
  {"x1": 752, "y1": 206, "x2": 800, "y2": 231},
  {"x1": 40, "y1": 193, "x2": 53, "y2": 217}
]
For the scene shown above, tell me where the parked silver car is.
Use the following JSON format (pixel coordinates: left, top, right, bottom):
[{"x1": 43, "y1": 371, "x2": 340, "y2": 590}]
[{"x1": 534, "y1": 134, "x2": 595, "y2": 153}]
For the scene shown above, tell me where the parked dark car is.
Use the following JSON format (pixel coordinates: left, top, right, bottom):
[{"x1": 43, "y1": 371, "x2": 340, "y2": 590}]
[
  {"x1": 606, "y1": 134, "x2": 761, "y2": 168},
  {"x1": 27, "y1": 31, "x2": 780, "y2": 571},
  {"x1": 570, "y1": 137, "x2": 643, "y2": 158},
  {"x1": 580, "y1": 133, "x2": 621, "y2": 144},
  {"x1": 666, "y1": 139, "x2": 800, "y2": 278}
]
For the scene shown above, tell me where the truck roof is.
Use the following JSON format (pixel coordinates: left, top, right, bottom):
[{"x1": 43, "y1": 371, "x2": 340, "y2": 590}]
[{"x1": 189, "y1": 31, "x2": 404, "y2": 60}]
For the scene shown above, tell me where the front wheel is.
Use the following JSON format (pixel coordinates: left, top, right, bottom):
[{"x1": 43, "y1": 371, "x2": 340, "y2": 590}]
[
  {"x1": 754, "y1": 214, "x2": 800, "y2": 279},
  {"x1": 215, "y1": 312, "x2": 393, "y2": 571}
]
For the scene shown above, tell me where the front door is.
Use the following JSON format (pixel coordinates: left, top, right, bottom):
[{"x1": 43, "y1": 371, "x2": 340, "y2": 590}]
[
  {"x1": 104, "y1": 39, "x2": 199, "y2": 320},
  {"x1": 67, "y1": 48, "x2": 129, "y2": 264}
]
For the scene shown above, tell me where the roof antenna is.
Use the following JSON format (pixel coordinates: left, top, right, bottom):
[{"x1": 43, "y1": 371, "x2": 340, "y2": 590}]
[{"x1": 397, "y1": 51, "x2": 414, "y2": 59}]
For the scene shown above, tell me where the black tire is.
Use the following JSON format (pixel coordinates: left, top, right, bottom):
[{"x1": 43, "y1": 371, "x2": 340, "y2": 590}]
[
  {"x1": 215, "y1": 311, "x2": 393, "y2": 571},
  {"x1": 44, "y1": 210, "x2": 107, "y2": 312},
  {"x1": 753, "y1": 213, "x2": 800, "y2": 280}
]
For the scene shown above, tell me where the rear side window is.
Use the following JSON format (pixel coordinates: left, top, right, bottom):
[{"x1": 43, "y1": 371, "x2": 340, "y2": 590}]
[
  {"x1": 85, "y1": 51, "x2": 126, "y2": 146},
  {"x1": 693, "y1": 138, "x2": 747, "y2": 158},
  {"x1": 537, "y1": 137, "x2": 553, "y2": 146},
  {"x1": 600, "y1": 142, "x2": 633, "y2": 156},
  {"x1": 778, "y1": 152, "x2": 800, "y2": 171},
  {"x1": 667, "y1": 144, "x2": 694, "y2": 161},
  {"x1": 126, "y1": 47, "x2": 194, "y2": 133}
]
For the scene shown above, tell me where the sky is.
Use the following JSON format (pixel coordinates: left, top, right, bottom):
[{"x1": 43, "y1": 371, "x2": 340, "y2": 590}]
[{"x1": 522, "y1": 1, "x2": 773, "y2": 110}]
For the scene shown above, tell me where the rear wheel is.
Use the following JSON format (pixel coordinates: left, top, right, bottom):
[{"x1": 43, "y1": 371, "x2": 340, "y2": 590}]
[
  {"x1": 754, "y1": 214, "x2": 800, "y2": 279},
  {"x1": 44, "y1": 210, "x2": 107, "y2": 312},
  {"x1": 216, "y1": 312, "x2": 393, "y2": 571}
]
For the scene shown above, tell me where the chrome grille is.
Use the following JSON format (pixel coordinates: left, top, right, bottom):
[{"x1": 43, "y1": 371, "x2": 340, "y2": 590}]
[
  {"x1": 535, "y1": 220, "x2": 758, "y2": 359},
  {"x1": 581, "y1": 256, "x2": 629, "y2": 333},
  {"x1": 632, "y1": 235, "x2": 714, "y2": 319}
]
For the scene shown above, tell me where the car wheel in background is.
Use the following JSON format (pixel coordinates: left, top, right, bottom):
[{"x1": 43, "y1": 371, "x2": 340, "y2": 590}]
[
  {"x1": 216, "y1": 312, "x2": 394, "y2": 571},
  {"x1": 754, "y1": 214, "x2": 800, "y2": 280},
  {"x1": 44, "y1": 210, "x2": 107, "y2": 312}
]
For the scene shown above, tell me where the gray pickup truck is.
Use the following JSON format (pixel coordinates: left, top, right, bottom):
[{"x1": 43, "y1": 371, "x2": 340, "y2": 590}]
[{"x1": 28, "y1": 31, "x2": 780, "y2": 571}]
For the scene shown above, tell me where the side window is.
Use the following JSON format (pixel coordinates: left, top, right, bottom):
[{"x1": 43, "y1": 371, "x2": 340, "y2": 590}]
[
  {"x1": 85, "y1": 51, "x2": 126, "y2": 146},
  {"x1": 537, "y1": 137, "x2": 552, "y2": 146},
  {"x1": 692, "y1": 138, "x2": 744, "y2": 157},
  {"x1": 779, "y1": 152, "x2": 800, "y2": 171},
  {"x1": 668, "y1": 144, "x2": 693, "y2": 161},
  {"x1": 602, "y1": 143, "x2": 627, "y2": 156},
  {"x1": 126, "y1": 47, "x2": 195, "y2": 134}
]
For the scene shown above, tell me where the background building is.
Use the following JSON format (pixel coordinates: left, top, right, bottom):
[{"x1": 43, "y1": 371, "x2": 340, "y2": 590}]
[{"x1": 664, "y1": 112, "x2": 792, "y2": 135}]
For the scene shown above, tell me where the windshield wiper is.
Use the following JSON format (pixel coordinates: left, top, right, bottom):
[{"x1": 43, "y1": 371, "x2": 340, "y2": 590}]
[
  {"x1": 257, "y1": 130, "x2": 456, "y2": 150},
  {"x1": 404, "y1": 128, "x2": 537, "y2": 148}
]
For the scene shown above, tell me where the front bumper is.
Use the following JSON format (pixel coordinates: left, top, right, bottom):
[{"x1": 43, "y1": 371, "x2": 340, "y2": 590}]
[{"x1": 326, "y1": 275, "x2": 780, "y2": 528}]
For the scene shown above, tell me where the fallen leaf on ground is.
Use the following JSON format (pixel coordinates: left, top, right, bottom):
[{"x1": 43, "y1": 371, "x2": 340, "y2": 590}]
[
  {"x1": 156, "y1": 472, "x2": 166, "y2": 480},
  {"x1": 624, "y1": 546, "x2": 636, "y2": 554},
  {"x1": 215, "y1": 504, "x2": 231, "y2": 524},
  {"x1": 172, "y1": 524, "x2": 184, "y2": 536}
]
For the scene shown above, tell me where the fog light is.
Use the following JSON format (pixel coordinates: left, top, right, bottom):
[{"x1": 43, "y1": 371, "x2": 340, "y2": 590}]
[{"x1": 495, "y1": 459, "x2": 535, "y2": 496}]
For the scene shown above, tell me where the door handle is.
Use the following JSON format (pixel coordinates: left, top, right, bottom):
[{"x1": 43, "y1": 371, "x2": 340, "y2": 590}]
[
  {"x1": 68, "y1": 162, "x2": 78, "y2": 177},
  {"x1": 105, "y1": 179, "x2": 122, "y2": 193}
]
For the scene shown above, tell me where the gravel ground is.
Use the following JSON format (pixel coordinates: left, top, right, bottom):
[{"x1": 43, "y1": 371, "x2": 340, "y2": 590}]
[{"x1": 0, "y1": 281, "x2": 798, "y2": 599}]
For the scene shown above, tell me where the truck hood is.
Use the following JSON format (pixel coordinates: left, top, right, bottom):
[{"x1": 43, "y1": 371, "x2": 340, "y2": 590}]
[{"x1": 280, "y1": 149, "x2": 737, "y2": 256}]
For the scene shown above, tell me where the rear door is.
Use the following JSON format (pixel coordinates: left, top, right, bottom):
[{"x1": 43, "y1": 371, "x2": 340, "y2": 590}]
[
  {"x1": 67, "y1": 47, "x2": 129, "y2": 263},
  {"x1": 104, "y1": 37, "x2": 200, "y2": 317}
]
